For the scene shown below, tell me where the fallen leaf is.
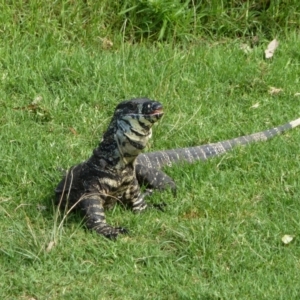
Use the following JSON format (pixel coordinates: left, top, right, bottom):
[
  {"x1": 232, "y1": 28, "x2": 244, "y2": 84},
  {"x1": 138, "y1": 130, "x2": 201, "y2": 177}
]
[
  {"x1": 281, "y1": 234, "x2": 293, "y2": 245},
  {"x1": 265, "y1": 39, "x2": 279, "y2": 59},
  {"x1": 36, "y1": 204, "x2": 47, "y2": 211},
  {"x1": 269, "y1": 86, "x2": 283, "y2": 95},
  {"x1": 240, "y1": 43, "x2": 252, "y2": 54},
  {"x1": 69, "y1": 127, "x2": 78, "y2": 135},
  {"x1": 250, "y1": 102, "x2": 260, "y2": 109},
  {"x1": 46, "y1": 241, "x2": 56, "y2": 252},
  {"x1": 32, "y1": 95, "x2": 43, "y2": 105},
  {"x1": 101, "y1": 37, "x2": 113, "y2": 49},
  {"x1": 294, "y1": 92, "x2": 300, "y2": 97}
]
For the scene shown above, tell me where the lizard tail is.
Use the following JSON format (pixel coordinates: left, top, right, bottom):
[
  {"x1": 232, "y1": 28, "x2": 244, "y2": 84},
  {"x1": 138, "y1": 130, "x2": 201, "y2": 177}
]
[{"x1": 137, "y1": 117, "x2": 300, "y2": 169}]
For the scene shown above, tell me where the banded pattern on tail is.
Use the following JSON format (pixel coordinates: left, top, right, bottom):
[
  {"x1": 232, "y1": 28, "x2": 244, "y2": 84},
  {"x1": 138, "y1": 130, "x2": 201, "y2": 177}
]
[
  {"x1": 137, "y1": 118, "x2": 300, "y2": 169},
  {"x1": 55, "y1": 97, "x2": 300, "y2": 240}
]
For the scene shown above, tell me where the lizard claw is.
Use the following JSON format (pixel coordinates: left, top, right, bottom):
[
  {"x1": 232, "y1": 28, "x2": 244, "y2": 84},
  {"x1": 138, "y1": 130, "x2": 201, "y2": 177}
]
[
  {"x1": 106, "y1": 227, "x2": 129, "y2": 240},
  {"x1": 150, "y1": 202, "x2": 167, "y2": 212},
  {"x1": 115, "y1": 226, "x2": 129, "y2": 235},
  {"x1": 94, "y1": 224, "x2": 129, "y2": 240}
]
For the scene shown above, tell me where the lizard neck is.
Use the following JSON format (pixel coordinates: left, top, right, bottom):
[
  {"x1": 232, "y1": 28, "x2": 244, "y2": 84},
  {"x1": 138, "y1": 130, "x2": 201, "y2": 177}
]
[{"x1": 90, "y1": 115, "x2": 152, "y2": 169}]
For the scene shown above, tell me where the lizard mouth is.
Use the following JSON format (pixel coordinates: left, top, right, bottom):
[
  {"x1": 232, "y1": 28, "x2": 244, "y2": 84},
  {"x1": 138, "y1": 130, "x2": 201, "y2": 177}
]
[
  {"x1": 149, "y1": 102, "x2": 164, "y2": 116},
  {"x1": 151, "y1": 108, "x2": 164, "y2": 115}
]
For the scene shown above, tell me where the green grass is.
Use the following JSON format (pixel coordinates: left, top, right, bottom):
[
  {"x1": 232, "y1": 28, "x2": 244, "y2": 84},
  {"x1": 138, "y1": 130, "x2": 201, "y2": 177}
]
[
  {"x1": 1, "y1": 0, "x2": 300, "y2": 43},
  {"x1": 1, "y1": 2, "x2": 300, "y2": 299}
]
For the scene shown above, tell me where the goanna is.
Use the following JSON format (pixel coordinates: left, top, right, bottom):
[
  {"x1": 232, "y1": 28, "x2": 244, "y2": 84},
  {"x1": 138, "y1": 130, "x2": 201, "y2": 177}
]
[{"x1": 55, "y1": 98, "x2": 300, "y2": 239}]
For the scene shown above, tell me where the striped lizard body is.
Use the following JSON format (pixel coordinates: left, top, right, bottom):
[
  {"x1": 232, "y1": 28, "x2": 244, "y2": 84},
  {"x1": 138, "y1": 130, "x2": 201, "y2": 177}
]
[
  {"x1": 55, "y1": 98, "x2": 164, "y2": 239},
  {"x1": 55, "y1": 98, "x2": 300, "y2": 239}
]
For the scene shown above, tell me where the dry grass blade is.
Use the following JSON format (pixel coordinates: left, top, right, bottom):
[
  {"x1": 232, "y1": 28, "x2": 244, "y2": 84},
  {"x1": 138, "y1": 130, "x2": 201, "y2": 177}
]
[
  {"x1": 269, "y1": 86, "x2": 283, "y2": 95},
  {"x1": 250, "y1": 102, "x2": 260, "y2": 109},
  {"x1": 46, "y1": 241, "x2": 56, "y2": 252}
]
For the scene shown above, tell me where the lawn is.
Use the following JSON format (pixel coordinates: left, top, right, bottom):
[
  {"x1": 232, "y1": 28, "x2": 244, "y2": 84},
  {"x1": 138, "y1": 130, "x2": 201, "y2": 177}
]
[{"x1": 1, "y1": 2, "x2": 300, "y2": 299}]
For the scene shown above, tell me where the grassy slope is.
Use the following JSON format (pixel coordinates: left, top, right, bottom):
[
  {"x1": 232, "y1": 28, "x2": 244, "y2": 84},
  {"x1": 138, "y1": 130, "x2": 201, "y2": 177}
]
[{"x1": 1, "y1": 5, "x2": 300, "y2": 300}]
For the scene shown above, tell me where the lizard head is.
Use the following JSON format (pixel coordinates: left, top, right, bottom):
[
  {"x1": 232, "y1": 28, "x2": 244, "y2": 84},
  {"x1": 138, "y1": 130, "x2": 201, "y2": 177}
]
[
  {"x1": 112, "y1": 98, "x2": 163, "y2": 161},
  {"x1": 114, "y1": 98, "x2": 164, "y2": 125},
  {"x1": 115, "y1": 97, "x2": 163, "y2": 135}
]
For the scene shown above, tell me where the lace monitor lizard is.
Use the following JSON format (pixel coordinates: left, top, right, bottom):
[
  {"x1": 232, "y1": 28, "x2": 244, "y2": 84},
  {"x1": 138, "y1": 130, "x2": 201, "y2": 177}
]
[{"x1": 55, "y1": 98, "x2": 300, "y2": 239}]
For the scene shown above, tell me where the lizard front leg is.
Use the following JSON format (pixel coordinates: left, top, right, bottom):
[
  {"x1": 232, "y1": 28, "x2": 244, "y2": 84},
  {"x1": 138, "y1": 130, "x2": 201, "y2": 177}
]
[
  {"x1": 128, "y1": 179, "x2": 166, "y2": 213},
  {"x1": 135, "y1": 164, "x2": 176, "y2": 195},
  {"x1": 131, "y1": 192, "x2": 149, "y2": 212},
  {"x1": 79, "y1": 193, "x2": 128, "y2": 239}
]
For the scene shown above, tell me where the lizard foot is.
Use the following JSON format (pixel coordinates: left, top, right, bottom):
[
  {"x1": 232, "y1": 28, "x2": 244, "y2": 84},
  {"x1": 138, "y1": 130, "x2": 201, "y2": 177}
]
[
  {"x1": 94, "y1": 224, "x2": 129, "y2": 240},
  {"x1": 149, "y1": 202, "x2": 167, "y2": 212}
]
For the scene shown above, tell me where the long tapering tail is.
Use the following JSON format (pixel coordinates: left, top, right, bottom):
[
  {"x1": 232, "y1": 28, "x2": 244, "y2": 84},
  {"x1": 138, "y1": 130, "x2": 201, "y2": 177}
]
[{"x1": 137, "y1": 118, "x2": 300, "y2": 169}]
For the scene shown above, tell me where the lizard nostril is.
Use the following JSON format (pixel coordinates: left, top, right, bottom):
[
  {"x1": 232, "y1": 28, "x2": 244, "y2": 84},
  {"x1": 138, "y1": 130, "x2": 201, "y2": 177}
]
[{"x1": 152, "y1": 102, "x2": 163, "y2": 111}]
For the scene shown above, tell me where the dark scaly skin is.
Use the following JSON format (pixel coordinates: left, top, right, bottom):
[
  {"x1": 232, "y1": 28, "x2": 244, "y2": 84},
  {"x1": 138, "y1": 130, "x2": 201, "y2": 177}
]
[
  {"x1": 136, "y1": 118, "x2": 300, "y2": 192},
  {"x1": 56, "y1": 97, "x2": 300, "y2": 239},
  {"x1": 55, "y1": 98, "x2": 164, "y2": 239}
]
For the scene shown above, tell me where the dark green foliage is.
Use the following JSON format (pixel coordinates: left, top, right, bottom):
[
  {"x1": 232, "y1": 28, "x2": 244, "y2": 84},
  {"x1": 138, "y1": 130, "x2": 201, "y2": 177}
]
[{"x1": 1, "y1": 1, "x2": 300, "y2": 43}]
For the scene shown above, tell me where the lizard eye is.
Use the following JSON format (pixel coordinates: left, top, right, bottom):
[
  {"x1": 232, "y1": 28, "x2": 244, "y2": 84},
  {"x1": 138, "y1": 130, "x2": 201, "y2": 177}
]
[{"x1": 128, "y1": 103, "x2": 137, "y2": 111}]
